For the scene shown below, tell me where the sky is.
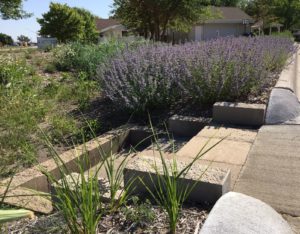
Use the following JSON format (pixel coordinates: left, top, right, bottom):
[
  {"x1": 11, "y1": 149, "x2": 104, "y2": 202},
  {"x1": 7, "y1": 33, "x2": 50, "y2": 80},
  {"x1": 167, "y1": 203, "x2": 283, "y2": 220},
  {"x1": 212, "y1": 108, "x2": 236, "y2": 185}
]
[{"x1": 0, "y1": 0, "x2": 114, "y2": 42}]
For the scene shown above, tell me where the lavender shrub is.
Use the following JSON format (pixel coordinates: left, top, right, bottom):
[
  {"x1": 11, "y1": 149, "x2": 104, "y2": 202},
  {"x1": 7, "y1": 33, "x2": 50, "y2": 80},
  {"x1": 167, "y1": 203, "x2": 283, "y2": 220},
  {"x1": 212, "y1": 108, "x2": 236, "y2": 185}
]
[{"x1": 98, "y1": 36, "x2": 294, "y2": 111}]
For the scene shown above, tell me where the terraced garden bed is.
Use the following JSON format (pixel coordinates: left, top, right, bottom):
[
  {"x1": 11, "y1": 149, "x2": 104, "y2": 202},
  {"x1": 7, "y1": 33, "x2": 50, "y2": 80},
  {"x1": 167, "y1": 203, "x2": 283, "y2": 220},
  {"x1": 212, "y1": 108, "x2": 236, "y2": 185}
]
[{"x1": 0, "y1": 36, "x2": 297, "y2": 234}]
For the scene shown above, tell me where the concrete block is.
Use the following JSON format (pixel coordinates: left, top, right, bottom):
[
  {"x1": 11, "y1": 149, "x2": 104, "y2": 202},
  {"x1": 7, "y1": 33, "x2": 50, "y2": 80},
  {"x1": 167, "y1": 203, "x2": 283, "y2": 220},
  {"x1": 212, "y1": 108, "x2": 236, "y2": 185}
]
[
  {"x1": 124, "y1": 156, "x2": 231, "y2": 204},
  {"x1": 168, "y1": 115, "x2": 211, "y2": 137},
  {"x1": 213, "y1": 102, "x2": 266, "y2": 126},
  {"x1": 0, "y1": 125, "x2": 131, "y2": 193},
  {"x1": 199, "y1": 192, "x2": 293, "y2": 234}
]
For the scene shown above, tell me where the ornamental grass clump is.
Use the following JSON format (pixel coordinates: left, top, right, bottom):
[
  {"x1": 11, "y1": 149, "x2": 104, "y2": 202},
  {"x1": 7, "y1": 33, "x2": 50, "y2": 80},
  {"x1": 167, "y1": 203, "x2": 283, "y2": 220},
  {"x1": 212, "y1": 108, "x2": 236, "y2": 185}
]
[
  {"x1": 139, "y1": 122, "x2": 225, "y2": 234},
  {"x1": 99, "y1": 36, "x2": 294, "y2": 110}
]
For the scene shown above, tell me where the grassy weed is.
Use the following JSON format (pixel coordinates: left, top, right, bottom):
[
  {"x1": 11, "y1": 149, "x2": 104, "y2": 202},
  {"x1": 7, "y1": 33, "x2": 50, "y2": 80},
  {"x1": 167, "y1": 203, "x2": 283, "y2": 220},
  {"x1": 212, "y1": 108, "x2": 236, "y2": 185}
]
[
  {"x1": 42, "y1": 135, "x2": 104, "y2": 234},
  {"x1": 0, "y1": 51, "x2": 99, "y2": 177},
  {"x1": 121, "y1": 196, "x2": 155, "y2": 228}
]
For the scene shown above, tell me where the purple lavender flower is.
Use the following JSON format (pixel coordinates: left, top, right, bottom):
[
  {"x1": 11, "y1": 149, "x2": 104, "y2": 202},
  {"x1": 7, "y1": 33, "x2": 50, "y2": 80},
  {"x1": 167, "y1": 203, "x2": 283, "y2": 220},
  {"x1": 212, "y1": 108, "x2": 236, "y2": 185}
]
[{"x1": 97, "y1": 36, "x2": 295, "y2": 111}]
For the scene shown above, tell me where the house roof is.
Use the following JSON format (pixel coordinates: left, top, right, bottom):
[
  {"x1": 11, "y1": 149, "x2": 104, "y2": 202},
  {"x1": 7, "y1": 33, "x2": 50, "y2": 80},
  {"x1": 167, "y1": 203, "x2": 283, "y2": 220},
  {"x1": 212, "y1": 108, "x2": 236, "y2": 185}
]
[
  {"x1": 205, "y1": 7, "x2": 254, "y2": 24},
  {"x1": 96, "y1": 18, "x2": 121, "y2": 31}
]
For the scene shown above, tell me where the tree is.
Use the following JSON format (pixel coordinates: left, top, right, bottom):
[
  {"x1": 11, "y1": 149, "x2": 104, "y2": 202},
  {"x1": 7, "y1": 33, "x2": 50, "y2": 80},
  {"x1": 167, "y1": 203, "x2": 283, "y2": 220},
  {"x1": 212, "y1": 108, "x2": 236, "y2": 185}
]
[
  {"x1": 273, "y1": 0, "x2": 300, "y2": 29},
  {"x1": 0, "y1": 0, "x2": 32, "y2": 20},
  {"x1": 37, "y1": 3, "x2": 98, "y2": 43},
  {"x1": 243, "y1": 0, "x2": 277, "y2": 29},
  {"x1": 73, "y1": 8, "x2": 99, "y2": 43},
  {"x1": 113, "y1": 0, "x2": 213, "y2": 41},
  {"x1": 17, "y1": 35, "x2": 30, "y2": 43},
  {"x1": 37, "y1": 3, "x2": 84, "y2": 43},
  {"x1": 243, "y1": 0, "x2": 300, "y2": 30},
  {"x1": 0, "y1": 33, "x2": 13, "y2": 46},
  {"x1": 210, "y1": 0, "x2": 241, "y2": 6}
]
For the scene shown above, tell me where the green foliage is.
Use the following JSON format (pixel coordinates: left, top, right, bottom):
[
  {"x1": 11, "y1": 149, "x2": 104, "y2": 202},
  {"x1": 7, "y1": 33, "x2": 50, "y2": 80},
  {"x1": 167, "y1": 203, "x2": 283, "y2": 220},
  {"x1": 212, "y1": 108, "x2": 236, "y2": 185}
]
[
  {"x1": 41, "y1": 128, "x2": 134, "y2": 233},
  {"x1": 17, "y1": 34, "x2": 30, "y2": 43},
  {"x1": 244, "y1": 0, "x2": 300, "y2": 30},
  {"x1": 210, "y1": 0, "x2": 240, "y2": 6},
  {"x1": 273, "y1": 0, "x2": 300, "y2": 29},
  {"x1": 0, "y1": 209, "x2": 34, "y2": 223},
  {"x1": 48, "y1": 114, "x2": 78, "y2": 142},
  {"x1": 74, "y1": 8, "x2": 99, "y2": 43},
  {"x1": 41, "y1": 139, "x2": 104, "y2": 234},
  {"x1": 140, "y1": 122, "x2": 225, "y2": 234},
  {"x1": 0, "y1": 33, "x2": 13, "y2": 46},
  {"x1": 0, "y1": 57, "x2": 46, "y2": 175},
  {"x1": 0, "y1": 52, "x2": 99, "y2": 177},
  {"x1": 113, "y1": 0, "x2": 212, "y2": 41},
  {"x1": 44, "y1": 63, "x2": 56, "y2": 74},
  {"x1": 0, "y1": 0, "x2": 32, "y2": 20},
  {"x1": 271, "y1": 30, "x2": 294, "y2": 39},
  {"x1": 121, "y1": 196, "x2": 155, "y2": 228},
  {"x1": 48, "y1": 72, "x2": 98, "y2": 110},
  {"x1": 102, "y1": 152, "x2": 132, "y2": 212},
  {"x1": 37, "y1": 3, "x2": 98, "y2": 43},
  {"x1": 52, "y1": 40, "x2": 127, "y2": 79}
]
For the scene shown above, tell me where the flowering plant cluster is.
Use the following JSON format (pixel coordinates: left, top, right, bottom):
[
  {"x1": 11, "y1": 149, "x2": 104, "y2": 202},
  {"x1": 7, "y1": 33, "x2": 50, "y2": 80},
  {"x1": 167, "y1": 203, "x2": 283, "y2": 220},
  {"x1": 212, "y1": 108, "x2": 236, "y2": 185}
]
[{"x1": 98, "y1": 36, "x2": 295, "y2": 111}]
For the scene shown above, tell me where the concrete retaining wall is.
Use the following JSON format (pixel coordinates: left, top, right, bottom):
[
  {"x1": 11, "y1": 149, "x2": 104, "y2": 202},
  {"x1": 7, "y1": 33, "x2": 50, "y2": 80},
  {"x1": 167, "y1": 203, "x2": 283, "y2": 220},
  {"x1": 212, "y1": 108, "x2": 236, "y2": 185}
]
[
  {"x1": 213, "y1": 102, "x2": 266, "y2": 126},
  {"x1": 1, "y1": 125, "x2": 131, "y2": 193},
  {"x1": 124, "y1": 156, "x2": 231, "y2": 204},
  {"x1": 168, "y1": 115, "x2": 211, "y2": 137}
]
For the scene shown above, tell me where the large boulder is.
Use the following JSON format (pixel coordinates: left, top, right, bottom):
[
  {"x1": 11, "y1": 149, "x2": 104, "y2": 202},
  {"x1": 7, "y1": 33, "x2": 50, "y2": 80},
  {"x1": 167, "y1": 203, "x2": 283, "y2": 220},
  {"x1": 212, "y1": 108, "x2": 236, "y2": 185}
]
[{"x1": 200, "y1": 192, "x2": 293, "y2": 234}]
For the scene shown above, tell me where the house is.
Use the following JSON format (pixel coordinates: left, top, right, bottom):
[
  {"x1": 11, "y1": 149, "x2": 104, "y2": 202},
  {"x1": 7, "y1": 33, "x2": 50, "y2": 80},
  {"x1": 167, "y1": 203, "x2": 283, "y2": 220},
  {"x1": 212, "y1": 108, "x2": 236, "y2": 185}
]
[
  {"x1": 96, "y1": 18, "x2": 128, "y2": 39},
  {"x1": 171, "y1": 7, "x2": 254, "y2": 42}
]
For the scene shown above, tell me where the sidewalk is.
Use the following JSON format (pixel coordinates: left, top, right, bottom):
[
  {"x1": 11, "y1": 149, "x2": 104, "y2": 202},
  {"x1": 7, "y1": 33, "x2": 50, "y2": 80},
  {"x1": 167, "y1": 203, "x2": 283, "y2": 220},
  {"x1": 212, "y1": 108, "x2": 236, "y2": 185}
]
[{"x1": 234, "y1": 125, "x2": 300, "y2": 232}]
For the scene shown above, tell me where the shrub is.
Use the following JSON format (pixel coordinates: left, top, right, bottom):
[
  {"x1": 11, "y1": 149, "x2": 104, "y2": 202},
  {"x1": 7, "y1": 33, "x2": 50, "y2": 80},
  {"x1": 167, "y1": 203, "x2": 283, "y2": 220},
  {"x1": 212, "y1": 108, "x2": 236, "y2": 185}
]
[
  {"x1": 53, "y1": 41, "x2": 122, "y2": 79},
  {"x1": 271, "y1": 30, "x2": 294, "y2": 39},
  {"x1": 44, "y1": 63, "x2": 56, "y2": 73},
  {"x1": 0, "y1": 33, "x2": 13, "y2": 46},
  {"x1": 98, "y1": 36, "x2": 294, "y2": 111},
  {"x1": 53, "y1": 37, "x2": 150, "y2": 79},
  {"x1": 98, "y1": 44, "x2": 181, "y2": 110}
]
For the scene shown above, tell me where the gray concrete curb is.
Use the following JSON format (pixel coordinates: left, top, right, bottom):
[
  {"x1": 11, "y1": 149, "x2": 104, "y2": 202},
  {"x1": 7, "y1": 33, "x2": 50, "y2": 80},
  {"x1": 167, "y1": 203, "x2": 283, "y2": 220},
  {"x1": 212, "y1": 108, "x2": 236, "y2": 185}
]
[
  {"x1": 266, "y1": 45, "x2": 300, "y2": 124},
  {"x1": 266, "y1": 88, "x2": 300, "y2": 124}
]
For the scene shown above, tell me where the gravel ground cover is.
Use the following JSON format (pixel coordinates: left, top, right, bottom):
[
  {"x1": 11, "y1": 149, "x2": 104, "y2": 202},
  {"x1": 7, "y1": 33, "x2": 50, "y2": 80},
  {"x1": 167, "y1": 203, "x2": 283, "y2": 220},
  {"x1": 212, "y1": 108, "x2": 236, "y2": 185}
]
[{"x1": 2, "y1": 204, "x2": 210, "y2": 234}]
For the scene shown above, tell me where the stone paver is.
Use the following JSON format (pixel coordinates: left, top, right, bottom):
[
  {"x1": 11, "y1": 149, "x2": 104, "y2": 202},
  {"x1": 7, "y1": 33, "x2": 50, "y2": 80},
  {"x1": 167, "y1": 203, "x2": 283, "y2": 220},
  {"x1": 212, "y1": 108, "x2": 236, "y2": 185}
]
[
  {"x1": 234, "y1": 125, "x2": 300, "y2": 217},
  {"x1": 178, "y1": 137, "x2": 251, "y2": 165},
  {"x1": 176, "y1": 125, "x2": 257, "y2": 186},
  {"x1": 0, "y1": 186, "x2": 53, "y2": 214}
]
